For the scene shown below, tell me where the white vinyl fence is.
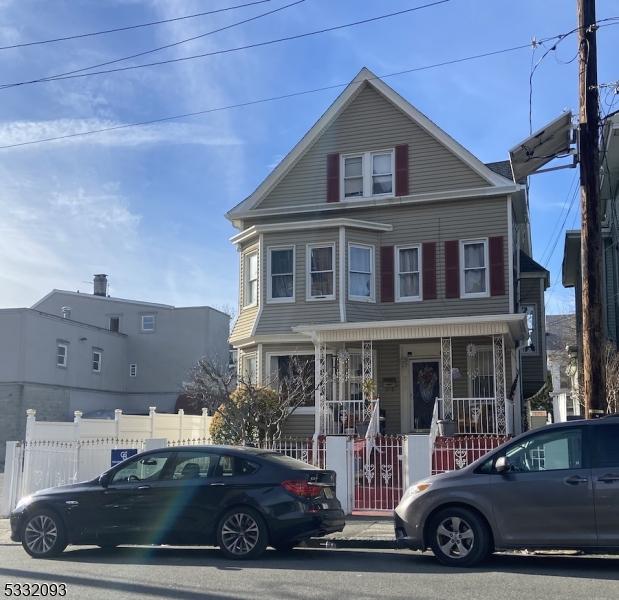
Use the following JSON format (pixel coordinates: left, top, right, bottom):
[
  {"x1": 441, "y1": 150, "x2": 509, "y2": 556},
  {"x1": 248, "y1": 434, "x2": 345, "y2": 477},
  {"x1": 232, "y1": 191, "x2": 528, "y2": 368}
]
[{"x1": 1, "y1": 407, "x2": 213, "y2": 515}]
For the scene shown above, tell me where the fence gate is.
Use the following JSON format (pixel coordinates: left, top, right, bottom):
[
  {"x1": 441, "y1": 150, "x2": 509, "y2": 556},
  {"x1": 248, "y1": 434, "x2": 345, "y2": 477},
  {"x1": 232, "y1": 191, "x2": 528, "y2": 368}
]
[{"x1": 352, "y1": 435, "x2": 403, "y2": 512}]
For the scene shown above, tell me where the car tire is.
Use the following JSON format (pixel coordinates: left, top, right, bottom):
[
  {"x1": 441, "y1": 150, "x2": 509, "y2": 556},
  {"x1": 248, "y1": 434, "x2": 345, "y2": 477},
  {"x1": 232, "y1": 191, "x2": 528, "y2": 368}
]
[
  {"x1": 428, "y1": 507, "x2": 490, "y2": 567},
  {"x1": 217, "y1": 507, "x2": 268, "y2": 560},
  {"x1": 21, "y1": 509, "x2": 67, "y2": 559}
]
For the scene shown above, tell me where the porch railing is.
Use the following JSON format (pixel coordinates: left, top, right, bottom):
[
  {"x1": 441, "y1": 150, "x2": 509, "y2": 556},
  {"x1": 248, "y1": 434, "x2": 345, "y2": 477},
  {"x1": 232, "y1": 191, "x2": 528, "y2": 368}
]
[
  {"x1": 437, "y1": 397, "x2": 500, "y2": 434},
  {"x1": 323, "y1": 399, "x2": 376, "y2": 436}
]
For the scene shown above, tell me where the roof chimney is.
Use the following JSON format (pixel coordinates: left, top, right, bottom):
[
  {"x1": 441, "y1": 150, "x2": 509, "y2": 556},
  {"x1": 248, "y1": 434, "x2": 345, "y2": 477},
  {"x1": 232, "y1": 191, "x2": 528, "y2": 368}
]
[{"x1": 93, "y1": 274, "x2": 108, "y2": 297}]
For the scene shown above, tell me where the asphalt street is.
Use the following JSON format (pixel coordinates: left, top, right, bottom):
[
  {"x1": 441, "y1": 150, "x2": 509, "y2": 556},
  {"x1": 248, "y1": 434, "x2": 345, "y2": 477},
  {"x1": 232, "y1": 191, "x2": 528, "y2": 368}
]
[{"x1": 0, "y1": 544, "x2": 618, "y2": 600}]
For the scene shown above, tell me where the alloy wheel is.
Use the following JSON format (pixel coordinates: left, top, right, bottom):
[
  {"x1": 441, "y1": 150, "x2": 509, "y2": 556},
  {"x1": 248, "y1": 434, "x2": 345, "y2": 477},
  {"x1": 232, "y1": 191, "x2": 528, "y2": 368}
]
[
  {"x1": 436, "y1": 516, "x2": 475, "y2": 559},
  {"x1": 220, "y1": 512, "x2": 260, "y2": 556},
  {"x1": 24, "y1": 515, "x2": 58, "y2": 555}
]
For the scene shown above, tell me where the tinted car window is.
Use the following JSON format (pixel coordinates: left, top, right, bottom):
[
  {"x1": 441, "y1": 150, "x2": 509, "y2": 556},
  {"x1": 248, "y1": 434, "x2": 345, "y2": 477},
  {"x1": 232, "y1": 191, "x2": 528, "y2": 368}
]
[
  {"x1": 592, "y1": 424, "x2": 619, "y2": 468},
  {"x1": 218, "y1": 455, "x2": 259, "y2": 477},
  {"x1": 167, "y1": 451, "x2": 215, "y2": 480},
  {"x1": 261, "y1": 452, "x2": 314, "y2": 469},
  {"x1": 111, "y1": 452, "x2": 172, "y2": 484},
  {"x1": 504, "y1": 428, "x2": 583, "y2": 472}
]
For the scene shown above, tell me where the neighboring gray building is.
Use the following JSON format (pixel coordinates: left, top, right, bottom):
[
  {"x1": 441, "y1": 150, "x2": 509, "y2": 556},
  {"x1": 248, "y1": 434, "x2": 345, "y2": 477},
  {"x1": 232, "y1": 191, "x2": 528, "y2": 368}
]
[{"x1": 0, "y1": 275, "x2": 230, "y2": 460}]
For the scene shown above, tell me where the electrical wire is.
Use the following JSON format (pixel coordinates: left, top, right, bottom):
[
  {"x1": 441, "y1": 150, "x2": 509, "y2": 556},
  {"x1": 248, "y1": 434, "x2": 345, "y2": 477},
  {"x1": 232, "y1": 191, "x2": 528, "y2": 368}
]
[
  {"x1": 0, "y1": 1, "x2": 453, "y2": 89},
  {"x1": 0, "y1": 0, "x2": 273, "y2": 51},
  {"x1": 13, "y1": 0, "x2": 306, "y2": 86},
  {"x1": 0, "y1": 41, "x2": 540, "y2": 150}
]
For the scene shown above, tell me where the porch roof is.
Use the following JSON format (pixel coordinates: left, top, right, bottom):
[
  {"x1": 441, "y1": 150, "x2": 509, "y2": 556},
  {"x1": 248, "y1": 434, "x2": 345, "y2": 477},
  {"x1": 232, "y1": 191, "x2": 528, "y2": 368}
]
[{"x1": 293, "y1": 313, "x2": 527, "y2": 344}]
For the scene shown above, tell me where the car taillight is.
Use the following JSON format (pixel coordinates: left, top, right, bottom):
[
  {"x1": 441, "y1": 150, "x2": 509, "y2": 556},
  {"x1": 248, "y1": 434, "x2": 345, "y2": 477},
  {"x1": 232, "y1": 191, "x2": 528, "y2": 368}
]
[{"x1": 281, "y1": 480, "x2": 323, "y2": 498}]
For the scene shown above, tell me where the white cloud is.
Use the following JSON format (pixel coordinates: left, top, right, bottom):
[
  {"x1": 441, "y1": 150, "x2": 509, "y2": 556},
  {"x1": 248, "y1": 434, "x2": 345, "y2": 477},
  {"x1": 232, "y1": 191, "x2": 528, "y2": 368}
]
[{"x1": 0, "y1": 118, "x2": 242, "y2": 149}]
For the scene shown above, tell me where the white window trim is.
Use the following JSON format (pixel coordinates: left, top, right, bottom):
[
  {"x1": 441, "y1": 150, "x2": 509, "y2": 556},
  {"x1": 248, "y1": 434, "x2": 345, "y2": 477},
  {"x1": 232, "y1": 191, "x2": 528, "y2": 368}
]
[
  {"x1": 243, "y1": 250, "x2": 259, "y2": 308},
  {"x1": 459, "y1": 238, "x2": 490, "y2": 299},
  {"x1": 56, "y1": 342, "x2": 68, "y2": 368},
  {"x1": 348, "y1": 243, "x2": 375, "y2": 302},
  {"x1": 242, "y1": 354, "x2": 257, "y2": 384},
  {"x1": 340, "y1": 149, "x2": 395, "y2": 202},
  {"x1": 267, "y1": 245, "x2": 295, "y2": 304},
  {"x1": 266, "y1": 351, "x2": 316, "y2": 414},
  {"x1": 522, "y1": 303, "x2": 539, "y2": 356},
  {"x1": 92, "y1": 349, "x2": 102, "y2": 373},
  {"x1": 306, "y1": 242, "x2": 336, "y2": 301},
  {"x1": 129, "y1": 363, "x2": 137, "y2": 377},
  {"x1": 395, "y1": 244, "x2": 422, "y2": 302},
  {"x1": 140, "y1": 314, "x2": 156, "y2": 332}
]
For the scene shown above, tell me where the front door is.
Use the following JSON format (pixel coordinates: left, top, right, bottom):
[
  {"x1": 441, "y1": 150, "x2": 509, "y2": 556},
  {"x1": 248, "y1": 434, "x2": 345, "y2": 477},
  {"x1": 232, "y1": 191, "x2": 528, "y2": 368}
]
[
  {"x1": 411, "y1": 360, "x2": 440, "y2": 430},
  {"x1": 487, "y1": 426, "x2": 596, "y2": 548},
  {"x1": 591, "y1": 422, "x2": 619, "y2": 547}
]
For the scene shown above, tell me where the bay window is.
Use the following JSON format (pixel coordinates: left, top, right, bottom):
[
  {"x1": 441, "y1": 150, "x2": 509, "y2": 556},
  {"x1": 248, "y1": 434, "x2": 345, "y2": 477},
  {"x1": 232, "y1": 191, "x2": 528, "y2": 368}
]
[
  {"x1": 268, "y1": 247, "x2": 294, "y2": 302},
  {"x1": 349, "y1": 244, "x2": 374, "y2": 301},
  {"x1": 244, "y1": 251, "x2": 258, "y2": 307},
  {"x1": 307, "y1": 243, "x2": 335, "y2": 300}
]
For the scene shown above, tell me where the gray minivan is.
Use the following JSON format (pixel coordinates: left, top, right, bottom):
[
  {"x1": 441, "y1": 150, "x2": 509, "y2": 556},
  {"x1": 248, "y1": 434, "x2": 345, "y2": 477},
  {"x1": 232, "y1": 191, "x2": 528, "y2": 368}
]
[{"x1": 394, "y1": 416, "x2": 619, "y2": 566}]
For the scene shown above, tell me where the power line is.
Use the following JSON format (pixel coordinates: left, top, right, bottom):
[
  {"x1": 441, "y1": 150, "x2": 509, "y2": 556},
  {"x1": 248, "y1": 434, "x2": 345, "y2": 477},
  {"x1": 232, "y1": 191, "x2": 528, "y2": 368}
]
[
  {"x1": 0, "y1": 1, "x2": 453, "y2": 89},
  {"x1": 15, "y1": 0, "x2": 306, "y2": 86},
  {"x1": 0, "y1": 41, "x2": 541, "y2": 150},
  {"x1": 0, "y1": 0, "x2": 273, "y2": 51}
]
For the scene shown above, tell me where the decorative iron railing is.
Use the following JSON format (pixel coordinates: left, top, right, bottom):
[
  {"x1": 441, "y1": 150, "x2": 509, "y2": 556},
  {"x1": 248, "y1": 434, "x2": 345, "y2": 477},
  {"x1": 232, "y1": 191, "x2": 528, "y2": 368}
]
[{"x1": 437, "y1": 397, "x2": 501, "y2": 434}]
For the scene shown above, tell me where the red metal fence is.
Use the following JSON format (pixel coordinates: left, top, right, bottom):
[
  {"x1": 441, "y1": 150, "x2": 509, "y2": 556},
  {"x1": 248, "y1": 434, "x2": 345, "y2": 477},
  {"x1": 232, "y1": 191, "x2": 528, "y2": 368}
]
[{"x1": 432, "y1": 435, "x2": 510, "y2": 475}]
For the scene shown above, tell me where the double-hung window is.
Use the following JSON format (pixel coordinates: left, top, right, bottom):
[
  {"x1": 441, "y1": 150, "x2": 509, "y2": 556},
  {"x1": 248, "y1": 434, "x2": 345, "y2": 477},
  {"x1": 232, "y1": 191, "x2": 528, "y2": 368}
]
[
  {"x1": 141, "y1": 314, "x2": 156, "y2": 332},
  {"x1": 460, "y1": 239, "x2": 489, "y2": 298},
  {"x1": 242, "y1": 355, "x2": 257, "y2": 384},
  {"x1": 92, "y1": 349, "x2": 102, "y2": 373},
  {"x1": 56, "y1": 342, "x2": 68, "y2": 368},
  {"x1": 307, "y1": 243, "x2": 335, "y2": 300},
  {"x1": 396, "y1": 246, "x2": 421, "y2": 301},
  {"x1": 523, "y1": 304, "x2": 538, "y2": 354},
  {"x1": 349, "y1": 244, "x2": 374, "y2": 301},
  {"x1": 268, "y1": 247, "x2": 294, "y2": 302},
  {"x1": 244, "y1": 251, "x2": 258, "y2": 307},
  {"x1": 342, "y1": 150, "x2": 394, "y2": 200}
]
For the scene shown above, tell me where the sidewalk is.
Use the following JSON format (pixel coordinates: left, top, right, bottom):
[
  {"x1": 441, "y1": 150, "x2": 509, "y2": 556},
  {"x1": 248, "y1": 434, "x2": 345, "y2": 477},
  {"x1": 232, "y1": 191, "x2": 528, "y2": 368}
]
[{"x1": 0, "y1": 515, "x2": 394, "y2": 549}]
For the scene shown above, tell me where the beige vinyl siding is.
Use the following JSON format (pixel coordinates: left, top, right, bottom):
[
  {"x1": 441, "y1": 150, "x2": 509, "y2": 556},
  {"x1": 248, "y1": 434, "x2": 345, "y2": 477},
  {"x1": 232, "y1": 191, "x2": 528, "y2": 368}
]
[
  {"x1": 257, "y1": 83, "x2": 489, "y2": 210},
  {"x1": 519, "y1": 277, "x2": 545, "y2": 397},
  {"x1": 255, "y1": 230, "x2": 340, "y2": 334},
  {"x1": 230, "y1": 242, "x2": 259, "y2": 343}
]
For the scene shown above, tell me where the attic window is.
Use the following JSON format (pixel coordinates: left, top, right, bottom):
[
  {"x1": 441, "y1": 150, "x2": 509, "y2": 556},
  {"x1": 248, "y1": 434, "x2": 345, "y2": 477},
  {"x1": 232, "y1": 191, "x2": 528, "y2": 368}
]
[{"x1": 341, "y1": 150, "x2": 394, "y2": 200}]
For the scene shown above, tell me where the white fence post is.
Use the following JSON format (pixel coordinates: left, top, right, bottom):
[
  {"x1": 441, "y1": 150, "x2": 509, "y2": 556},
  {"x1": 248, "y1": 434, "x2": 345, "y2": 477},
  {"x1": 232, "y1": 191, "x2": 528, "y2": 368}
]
[
  {"x1": 403, "y1": 434, "x2": 431, "y2": 491},
  {"x1": 178, "y1": 409, "x2": 184, "y2": 441},
  {"x1": 25, "y1": 408, "x2": 36, "y2": 442},
  {"x1": 1, "y1": 441, "x2": 22, "y2": 516},
  {"x1": 326, "y1": 436, "x2": 352, "y2": 515},
  {"x1": 115, "y1": 409, "x2": 122, "y2": 438},
  {"x1": 202, "y1": 408, "x2": 209, "y2": 441},
  {"x1": 21, "y1": 409, "x2": 36, "y2": 498},
  {"x1": 149, "y1": 406, "x2": 156, "y2": 438},
  {"x1": 73, "y1": 411, "x2": 82, "y2": 481}
]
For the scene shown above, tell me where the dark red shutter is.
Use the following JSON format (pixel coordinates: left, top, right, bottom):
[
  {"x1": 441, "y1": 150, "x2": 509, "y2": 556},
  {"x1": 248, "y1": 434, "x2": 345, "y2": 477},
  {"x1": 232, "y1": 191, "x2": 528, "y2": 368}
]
[
  {"x1": 326, "y1": 153, "x2": 340, "y2": 203},
  {"x1": 489, "y1": 236, "x2": 505, "y2": 296},
  {"x1": 422, "y1": 242, "x2": 437, "y2": 300},
  {"x1": 380, "y1": 246, "x2": 395, "y2": 303},
  {"x1": 395, "y1": 144, "x2": 409, "y2": 196},
  {"x1": 445, "y1": 240, "x2": 460, "y2": 299}
]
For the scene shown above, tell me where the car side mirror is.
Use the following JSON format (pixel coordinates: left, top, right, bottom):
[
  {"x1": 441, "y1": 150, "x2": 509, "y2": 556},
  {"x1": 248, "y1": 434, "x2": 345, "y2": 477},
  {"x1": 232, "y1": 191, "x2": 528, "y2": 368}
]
[
  {"x1": 99, "y1": 473, "x2": 110, "y2": 488},
  {"x1": 495, "y1": 456, "x2": 509, "y2": 474}
]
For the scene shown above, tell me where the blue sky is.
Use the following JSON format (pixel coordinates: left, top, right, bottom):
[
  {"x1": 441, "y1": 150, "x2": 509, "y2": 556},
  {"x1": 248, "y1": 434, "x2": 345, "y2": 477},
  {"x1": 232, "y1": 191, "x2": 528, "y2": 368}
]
[{"x1": 0, "y1": 0, "x2": 617, "y2": 317}]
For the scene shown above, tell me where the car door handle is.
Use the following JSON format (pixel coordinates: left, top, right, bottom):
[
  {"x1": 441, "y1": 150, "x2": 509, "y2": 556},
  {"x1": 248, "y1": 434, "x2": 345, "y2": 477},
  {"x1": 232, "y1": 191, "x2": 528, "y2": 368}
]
[
  {"x1": 137, "y1": 485, "x2": 150, "y2": 490},
  {"x1": 598, "y1": 474, "x2": 619, "y2": 483},
  {"x1": 209, "y1": 482, "x2": 225, "y2": 487},
  {"x1": 564, "y1": 475, "x2": 588, "y2": 485}
]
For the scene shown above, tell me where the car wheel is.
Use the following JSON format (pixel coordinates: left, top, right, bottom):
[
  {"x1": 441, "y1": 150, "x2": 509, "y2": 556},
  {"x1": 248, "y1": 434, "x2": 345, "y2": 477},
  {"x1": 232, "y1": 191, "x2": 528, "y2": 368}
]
[
  {"x1": 428, "y1": 507, "x2": 490, "y2": 567},
  {"x1": 217, "y1": 507, "x2": 268, "y2": 560},
  {"x1": 21, "y1": 510, "x2": 67, "y2": 559},
  {"x1": 272, "y1": 542, "x2": 296, "y2": 552}
]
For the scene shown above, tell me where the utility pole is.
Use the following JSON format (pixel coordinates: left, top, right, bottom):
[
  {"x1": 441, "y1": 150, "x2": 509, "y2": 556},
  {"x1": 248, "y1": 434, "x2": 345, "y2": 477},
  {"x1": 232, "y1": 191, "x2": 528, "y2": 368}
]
[{"x1": 578, "y1": 0, "x2": 605, "y2": 418}]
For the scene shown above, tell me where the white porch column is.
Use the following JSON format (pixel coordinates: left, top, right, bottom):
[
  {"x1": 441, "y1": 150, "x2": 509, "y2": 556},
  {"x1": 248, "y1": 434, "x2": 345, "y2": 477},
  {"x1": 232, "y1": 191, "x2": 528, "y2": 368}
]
[
  {"x1": 440, "y1": 338, "x2": 453, "y2": 419},
  {"x1": 361, "y1": 340, "x2": 374, "y2": 398},
  {"x1": 314, "y1": 341, "x2": 327, "y2": 437},
  {"x1": 493, "y1": 335, "x2": 507, "y2": 434}
]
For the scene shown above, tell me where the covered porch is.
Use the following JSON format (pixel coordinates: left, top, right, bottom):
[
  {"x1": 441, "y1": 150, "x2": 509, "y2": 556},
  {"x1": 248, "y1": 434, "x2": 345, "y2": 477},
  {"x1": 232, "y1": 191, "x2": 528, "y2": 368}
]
[{"x1": 294, "y1": 314, "x2": 527, "y2": 438}]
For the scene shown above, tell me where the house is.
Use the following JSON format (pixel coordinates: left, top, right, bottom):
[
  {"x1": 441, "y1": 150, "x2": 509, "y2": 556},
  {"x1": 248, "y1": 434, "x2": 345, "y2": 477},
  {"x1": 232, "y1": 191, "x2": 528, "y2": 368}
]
[
  {"x1": 226, "y1": 68, "x2": 548, "y2": 441},
  {"x1": 563, "y1": 112, "x2": 619, "y2": 356},
  {"x1": 0, "y1": 275, "x2": 230, "y2": 460}
]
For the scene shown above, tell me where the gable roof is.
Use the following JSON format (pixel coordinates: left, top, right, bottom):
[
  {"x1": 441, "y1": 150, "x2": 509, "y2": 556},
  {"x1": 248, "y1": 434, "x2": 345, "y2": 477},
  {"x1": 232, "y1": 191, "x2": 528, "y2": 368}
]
[{"x1": 226, "y1": 67, "x2": 517, "y2": 222}]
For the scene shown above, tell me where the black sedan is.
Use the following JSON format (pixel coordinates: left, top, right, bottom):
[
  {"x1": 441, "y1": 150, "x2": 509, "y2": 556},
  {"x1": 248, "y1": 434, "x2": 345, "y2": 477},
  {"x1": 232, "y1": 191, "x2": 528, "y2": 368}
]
[{"x1": 10, "y1": 445, "x2": 345, "y2": 559}]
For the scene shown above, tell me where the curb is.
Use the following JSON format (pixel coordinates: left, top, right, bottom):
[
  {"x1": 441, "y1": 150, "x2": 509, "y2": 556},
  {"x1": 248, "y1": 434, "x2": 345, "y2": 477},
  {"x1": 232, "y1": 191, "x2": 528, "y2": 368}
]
[{"x1": 304, "y1": 538, "x2": 396, "y2": 550}]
